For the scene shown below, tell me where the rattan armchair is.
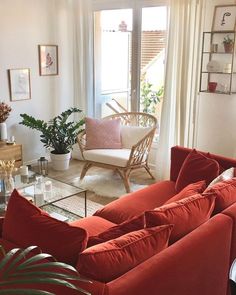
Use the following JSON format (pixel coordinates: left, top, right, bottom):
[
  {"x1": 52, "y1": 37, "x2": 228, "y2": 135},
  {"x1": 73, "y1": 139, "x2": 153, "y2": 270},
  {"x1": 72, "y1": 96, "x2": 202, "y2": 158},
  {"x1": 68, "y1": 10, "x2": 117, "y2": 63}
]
[{"x1": 77, "y1": 112, "x2": 158, "y2": 193}]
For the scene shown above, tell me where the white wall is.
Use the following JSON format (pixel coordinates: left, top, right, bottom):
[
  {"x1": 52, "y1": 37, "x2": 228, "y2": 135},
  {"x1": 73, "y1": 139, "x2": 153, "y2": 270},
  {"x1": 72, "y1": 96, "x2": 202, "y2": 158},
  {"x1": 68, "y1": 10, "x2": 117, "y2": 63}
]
[
  {"x1": 0, "y1": 0, "x2": 74, "y2": 163},
  {"x1": 195, "y1": 0, "x2": 236, "y2": 158}
]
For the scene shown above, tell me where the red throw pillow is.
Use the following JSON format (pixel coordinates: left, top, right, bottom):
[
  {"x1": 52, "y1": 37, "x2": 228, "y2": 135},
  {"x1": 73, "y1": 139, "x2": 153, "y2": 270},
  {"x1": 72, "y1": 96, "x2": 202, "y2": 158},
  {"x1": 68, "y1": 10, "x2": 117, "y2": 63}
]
[
  {"x1": 175, "y1": 149, "x2": 220, "y2": 192},
  {"x1": 3, "y1": 189, "x2": 88, "y2": 265},
  {"x1": 77, "y1": 225, "x2": 173, "y2": 282},
  {"x1": 87, "y1": 214, "x2": 145, "y2": 247},
  {"x1": 203, "y1": 178, "x2": 236, "y2": 214},
  {"x1": 85, "y1": 117, "x2": 122, "y2": 149},
  {"x1": 145, "y1": 193, "x2": 215, "y2": 243},
  {"x1": 165, "y1": 180, "x2": 206, "y2": 205}
]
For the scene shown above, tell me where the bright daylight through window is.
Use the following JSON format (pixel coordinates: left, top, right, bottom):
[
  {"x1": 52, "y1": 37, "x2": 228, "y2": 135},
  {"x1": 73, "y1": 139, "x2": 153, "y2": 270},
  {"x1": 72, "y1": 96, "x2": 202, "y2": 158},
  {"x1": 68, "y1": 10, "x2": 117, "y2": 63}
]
[{"x1": 93, "y1": 5, "x2": 167, "y2": 126}]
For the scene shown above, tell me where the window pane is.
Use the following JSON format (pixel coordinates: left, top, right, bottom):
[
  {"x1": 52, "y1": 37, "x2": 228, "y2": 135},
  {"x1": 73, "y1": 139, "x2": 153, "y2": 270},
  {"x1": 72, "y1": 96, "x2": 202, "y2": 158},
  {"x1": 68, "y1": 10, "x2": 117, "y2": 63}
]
[{"x1": 140, "y1": 7, "x2": 167, "y2": 122}]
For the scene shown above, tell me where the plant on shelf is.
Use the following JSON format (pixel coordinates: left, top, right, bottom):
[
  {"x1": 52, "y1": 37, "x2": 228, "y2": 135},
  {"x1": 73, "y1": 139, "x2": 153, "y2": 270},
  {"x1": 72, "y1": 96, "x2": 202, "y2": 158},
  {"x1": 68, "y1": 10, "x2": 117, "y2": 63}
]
[
  {"x1": 223, "y1": 35, "x2": 234, "y2": 53},
  {"x1": 19, "y1": 108, "x2": 85, "y2": 170},
  {"x1": 0, "y1": 102, "x2": 11, "y2": 123},
  {"x1": 0, "y1": 245, "x2": 91, "y2": 295}
]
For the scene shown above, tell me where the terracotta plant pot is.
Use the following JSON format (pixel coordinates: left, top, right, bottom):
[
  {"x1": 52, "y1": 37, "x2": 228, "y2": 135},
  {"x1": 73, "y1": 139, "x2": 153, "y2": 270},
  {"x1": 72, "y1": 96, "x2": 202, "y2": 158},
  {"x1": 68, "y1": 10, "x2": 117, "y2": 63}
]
[{"x1": 224, "y1": 43, "x2": 234, "y2": 53}]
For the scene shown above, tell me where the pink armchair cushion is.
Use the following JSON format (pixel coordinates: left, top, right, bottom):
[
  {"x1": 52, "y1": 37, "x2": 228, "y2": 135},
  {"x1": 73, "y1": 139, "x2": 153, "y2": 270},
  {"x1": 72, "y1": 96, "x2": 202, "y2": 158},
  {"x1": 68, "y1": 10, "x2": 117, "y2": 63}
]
[
  {"x1": 204, "y1": 178, "x2": 236, "y2": 214},
  {"x1": 145, "y1": 193, "x2": 216, "y2": 243},
  {"x1": 3, "y1": 189, "x2": 88, "y2": 266},
  {"x1": 85, "y1": 117, "x2": 122, "y2": 150},
  {"x1": 165, "y1": 180, "x2": 206, "y2": 204},
  {"x1": 77, "y1": 225, "x2": 173, "y2": 283},
  {"x1": 175, "y1": 149, "x2": 220, "y2": 192}
]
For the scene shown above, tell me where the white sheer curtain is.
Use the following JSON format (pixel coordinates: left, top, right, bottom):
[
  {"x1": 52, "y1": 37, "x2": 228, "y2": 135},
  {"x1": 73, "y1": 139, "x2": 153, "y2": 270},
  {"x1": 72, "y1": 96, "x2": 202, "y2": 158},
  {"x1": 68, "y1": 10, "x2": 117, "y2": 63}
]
[
  {"x1": 68, "y1": 0, "x2": 94, "y2": 116},
  {"x1": 156, "y1": 0, "x2": 206, "y2": 180}
]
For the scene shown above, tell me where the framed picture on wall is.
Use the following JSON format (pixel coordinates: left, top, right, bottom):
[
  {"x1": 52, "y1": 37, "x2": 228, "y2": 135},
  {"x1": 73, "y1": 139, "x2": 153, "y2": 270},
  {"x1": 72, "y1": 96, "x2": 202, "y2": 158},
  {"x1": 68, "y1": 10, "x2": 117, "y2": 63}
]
[
  {"x1": 8, "y1": 68, "x2": 31, "y2": 101},
  {"x1": 38, "y1": 45, "x2": 58, "y2": 76},
  {"x1": 212, "y1": 5, "x2": 236, "y2": 31}
]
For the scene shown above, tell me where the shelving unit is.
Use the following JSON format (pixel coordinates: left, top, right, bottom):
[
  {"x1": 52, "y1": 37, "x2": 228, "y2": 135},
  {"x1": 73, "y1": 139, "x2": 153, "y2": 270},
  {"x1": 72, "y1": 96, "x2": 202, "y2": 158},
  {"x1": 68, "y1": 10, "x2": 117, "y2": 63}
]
[{"x1": 199, "y1": 30, "x2": 236, "y2": 94}]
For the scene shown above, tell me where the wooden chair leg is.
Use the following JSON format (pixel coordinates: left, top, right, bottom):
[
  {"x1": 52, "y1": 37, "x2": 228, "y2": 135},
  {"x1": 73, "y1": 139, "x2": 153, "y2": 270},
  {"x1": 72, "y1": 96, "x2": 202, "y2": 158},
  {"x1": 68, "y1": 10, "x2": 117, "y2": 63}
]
[
  {"x1": 116, "y1": 169, "x2": 131, "y2": 193},
  {"x1": 144, "y1": 165, "x2": 155, "y2": 179},
  {"x1": 80, "y1": 162, "x2": 92, "y2": 180}
]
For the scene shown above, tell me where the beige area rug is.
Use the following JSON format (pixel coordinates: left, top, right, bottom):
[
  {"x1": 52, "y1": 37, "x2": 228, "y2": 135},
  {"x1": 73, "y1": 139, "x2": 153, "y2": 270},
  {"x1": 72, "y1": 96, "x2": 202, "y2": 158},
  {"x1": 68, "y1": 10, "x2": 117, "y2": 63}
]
[{"x1": 71, "y1": 171, "x2": 147, "y2": 198}]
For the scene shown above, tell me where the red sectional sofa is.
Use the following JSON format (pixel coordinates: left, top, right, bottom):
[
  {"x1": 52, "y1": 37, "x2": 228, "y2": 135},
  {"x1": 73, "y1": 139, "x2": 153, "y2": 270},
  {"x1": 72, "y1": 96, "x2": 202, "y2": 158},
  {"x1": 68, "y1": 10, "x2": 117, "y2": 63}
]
[{"x1": 1, "y1": 145, "x2": 236, "y2": 295}]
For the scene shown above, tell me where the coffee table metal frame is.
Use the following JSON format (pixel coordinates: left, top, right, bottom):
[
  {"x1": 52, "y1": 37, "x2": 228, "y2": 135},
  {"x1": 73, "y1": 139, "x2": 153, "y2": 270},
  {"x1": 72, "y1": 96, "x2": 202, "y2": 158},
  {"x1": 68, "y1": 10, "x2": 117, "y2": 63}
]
[{"x1": 15, "y1": 172, "x2": 87, "y2": 218}]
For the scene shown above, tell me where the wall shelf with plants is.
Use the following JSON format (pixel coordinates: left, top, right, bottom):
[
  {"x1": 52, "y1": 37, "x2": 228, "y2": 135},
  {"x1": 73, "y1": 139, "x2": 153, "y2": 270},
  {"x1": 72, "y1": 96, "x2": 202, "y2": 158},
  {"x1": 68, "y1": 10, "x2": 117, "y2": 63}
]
[{"x1": 199, "y1": 31, "x2": 236, "y2": 94}]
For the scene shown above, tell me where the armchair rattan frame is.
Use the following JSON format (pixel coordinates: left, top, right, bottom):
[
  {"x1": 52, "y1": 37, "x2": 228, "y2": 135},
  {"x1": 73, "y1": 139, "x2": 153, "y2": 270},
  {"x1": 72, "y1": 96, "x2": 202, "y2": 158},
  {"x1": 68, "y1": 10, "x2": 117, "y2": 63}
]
[{"x1": 77, "y1": 112, "x2": 158, "y2": 193}]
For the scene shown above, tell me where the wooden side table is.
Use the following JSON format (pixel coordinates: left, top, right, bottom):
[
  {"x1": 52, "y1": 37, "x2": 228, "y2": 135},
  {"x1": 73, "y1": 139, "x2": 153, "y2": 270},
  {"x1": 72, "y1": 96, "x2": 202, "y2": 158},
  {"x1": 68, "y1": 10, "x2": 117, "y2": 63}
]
[{"x1": 0, "y1": 141, "x2": 23, "y2": 168}]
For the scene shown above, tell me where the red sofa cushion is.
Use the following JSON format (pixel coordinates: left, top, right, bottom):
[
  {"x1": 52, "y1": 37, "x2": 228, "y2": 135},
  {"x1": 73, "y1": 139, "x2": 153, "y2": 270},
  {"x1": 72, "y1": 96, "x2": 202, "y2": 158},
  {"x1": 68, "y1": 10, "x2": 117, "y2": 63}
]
[
  {"x1": 145, "y1": 193, "x2": 216, "y2": 243},
  {"x1": 77, "y1": 225, "x2": 173, "y2": 283},
  {"x1": 94, "y1": 180, "x2": 176, "y2": 224},
  {"x1": 3, "y1": 189, "x2": 88, "y2": 265},
  {"x1": 69, "y1": 216, "x2": 116, "y2": 237},
  {"x1": 87, "y1": 214, "x2": 145, "y2": 247},
  {"x1": 175, "y1": 149, "x2": 219, "y2": 192},
  {"x1": 165, "y1": 180, "x2": 206, "y2": 204},
  {"x1": 204, "y1": 178, "x2": 236, "y2": 214}
]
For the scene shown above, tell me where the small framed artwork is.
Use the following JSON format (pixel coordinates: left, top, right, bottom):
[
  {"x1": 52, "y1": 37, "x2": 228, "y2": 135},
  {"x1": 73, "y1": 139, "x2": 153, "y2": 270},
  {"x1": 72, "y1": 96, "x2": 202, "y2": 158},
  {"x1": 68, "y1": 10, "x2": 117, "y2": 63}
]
[
  {"x1": 8, "y1": 68, "x2": 31, "y2": 101},
  {"x1": 38, "y1": 45, "x2": 58, "y2": 76},
  {"x1": 212, "y1": 5, "x2": 236, "y2": 31}
]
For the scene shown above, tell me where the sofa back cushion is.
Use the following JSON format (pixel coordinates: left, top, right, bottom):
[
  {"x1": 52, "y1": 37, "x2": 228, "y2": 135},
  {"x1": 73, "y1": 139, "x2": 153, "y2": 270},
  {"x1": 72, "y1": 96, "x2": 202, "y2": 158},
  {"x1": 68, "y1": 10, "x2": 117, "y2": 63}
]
[
  {"x1": 87, "y1": 214, "x2": 145, "y2": 247},
  {"x1": 165, "y1": 180, "x2": 206, "y2": 205},
  {"x1": 145, "y1": 194, "x2": 216, "y2": 243},
  {"x1": 175, "y1": 149, "x2": 219, "y2": 192},
  {"x1": 170, "y1": 146, "x2": 236, "y2": 182},
  {"x1": 204, "y1": 178, "x2": 236, "y2": 214},
  {"x1": 85, "y1": 117, "x2": 122, "y2": 150},
  {"x1": 3, "y1": 189, "x2": 88, "y2": 265},
  {"x1": 77, "y1": 225, "x2": 173, "y2": 283}
]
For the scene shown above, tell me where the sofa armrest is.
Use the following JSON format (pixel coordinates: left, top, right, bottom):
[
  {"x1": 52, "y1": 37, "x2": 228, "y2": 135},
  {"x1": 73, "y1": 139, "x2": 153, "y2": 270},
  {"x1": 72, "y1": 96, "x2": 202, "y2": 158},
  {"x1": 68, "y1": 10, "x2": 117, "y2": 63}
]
[{"x1": 104, "y1": 214, "x2": 232, "y2": 295}]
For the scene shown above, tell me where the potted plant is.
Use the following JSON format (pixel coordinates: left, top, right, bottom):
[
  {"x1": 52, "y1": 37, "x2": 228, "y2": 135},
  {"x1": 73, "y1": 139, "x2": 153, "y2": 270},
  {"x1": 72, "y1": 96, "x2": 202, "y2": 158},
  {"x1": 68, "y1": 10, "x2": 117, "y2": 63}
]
[
  {"x1": 19, "y1": 108, "x2": 84, "y2": 171},
  {"x1": 0, "y1": 245, "x2": 91, "y2": 294},
  {"x1": 223, "y1": 35, "x2": 234, "y2": 53}
]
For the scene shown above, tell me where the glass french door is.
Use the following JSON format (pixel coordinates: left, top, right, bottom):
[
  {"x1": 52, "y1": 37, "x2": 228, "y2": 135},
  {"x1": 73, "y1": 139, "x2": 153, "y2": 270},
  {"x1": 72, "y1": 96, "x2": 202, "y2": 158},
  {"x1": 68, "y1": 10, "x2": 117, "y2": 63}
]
[{"x1": 93, "y1": 3, "x2": 168, "y2": 122}]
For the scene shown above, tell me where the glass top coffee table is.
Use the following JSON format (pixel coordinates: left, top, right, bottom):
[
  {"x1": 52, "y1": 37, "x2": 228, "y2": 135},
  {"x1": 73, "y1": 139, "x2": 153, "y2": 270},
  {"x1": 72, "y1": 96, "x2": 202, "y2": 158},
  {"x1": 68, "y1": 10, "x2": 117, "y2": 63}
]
[{"x1": 13, "y1": 172, "x2": 87, "y2": 221}]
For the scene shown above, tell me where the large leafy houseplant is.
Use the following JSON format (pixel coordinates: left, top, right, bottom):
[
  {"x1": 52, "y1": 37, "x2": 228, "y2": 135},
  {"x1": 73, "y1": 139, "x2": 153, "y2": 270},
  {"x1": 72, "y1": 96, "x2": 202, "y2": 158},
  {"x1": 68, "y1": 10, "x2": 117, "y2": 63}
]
[
  {"x1": 19, "y1": 108, "x2": 84, "y2": 155},
  {"x1": 0, "y1": 245, "x2": 91, "y2": 295}
]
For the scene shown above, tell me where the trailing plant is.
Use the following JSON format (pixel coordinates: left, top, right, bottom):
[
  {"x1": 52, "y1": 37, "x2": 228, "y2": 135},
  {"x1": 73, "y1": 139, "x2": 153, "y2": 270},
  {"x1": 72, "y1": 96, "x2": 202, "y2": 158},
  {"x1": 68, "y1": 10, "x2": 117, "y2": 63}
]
[
  {"x1": 0, "y1": 245, "x2": 91, "y2": 295},
  {"x1": 19, "y1": 108, "x2": 85, "y2": 154}
]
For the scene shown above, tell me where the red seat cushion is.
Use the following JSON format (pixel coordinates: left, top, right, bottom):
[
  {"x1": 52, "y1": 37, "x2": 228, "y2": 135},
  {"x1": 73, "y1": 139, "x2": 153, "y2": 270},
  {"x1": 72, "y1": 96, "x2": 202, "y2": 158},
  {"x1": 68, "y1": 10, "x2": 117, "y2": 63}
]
[
  {"x1": 87, "y1": 214, "x2": 145, "y2": 247},
  {"x1": 175, "y1": 149, "x2": 220, "y2": 192},
  {"x1": 165, "y1": 180, "x2": 206, "y2": 204},
  {"x1": 94, "y1": 180, "x2": 177, "y2": 224},
  {"x1": 145, "y1": 193, "x2": 216, "y2": 243},
  {"x1": 69, "y1": 216, "x2": 116, "y2": 237},
  {"x1": 3, "y1": 189, "x2": 88, "y2": 266},
  {"x1": 204, "y1": 178, "x2": 236, "y2": 214},
  {"x1": 77, "y1": 225, "x2": 173, "y2": 283}
]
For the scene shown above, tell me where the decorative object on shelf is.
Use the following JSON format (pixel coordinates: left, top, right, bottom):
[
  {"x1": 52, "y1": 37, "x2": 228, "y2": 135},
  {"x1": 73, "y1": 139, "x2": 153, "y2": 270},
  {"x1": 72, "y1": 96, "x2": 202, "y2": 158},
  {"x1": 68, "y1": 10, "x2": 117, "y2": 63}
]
[
  {"x1": 8, "y1": 68, "x2": 31, "y2": 101},
  {"x1": 223, "y1": 63, "x2": 232, "y2": 73},
  {"x1": 223, "y1": 35, "x2": 234, "y2": 53},
  {"x1": 206, "y1": 60, "x2": 221, "y2": 72},
  {"x1": 38, "y1": 156, "x2": 48, "y2": 175},
  {"x1": 19, "y1": 108, "x2": 85, "y2": 171},
  {"x1": 208, "y1": 82, "x2": 218, "y2": 92},
  {"x1": 0, "y1": 101, "x2": 11, "y2": 141},
  {"x1": 212, "y1": 5, "x2": 236, "y2": 31},
  {"x1": 38, "y1": 44, "x2": 58, "y2": 76},
  {"x1": 211, "y1": 43, "x2": 218, "y2": 52}
]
